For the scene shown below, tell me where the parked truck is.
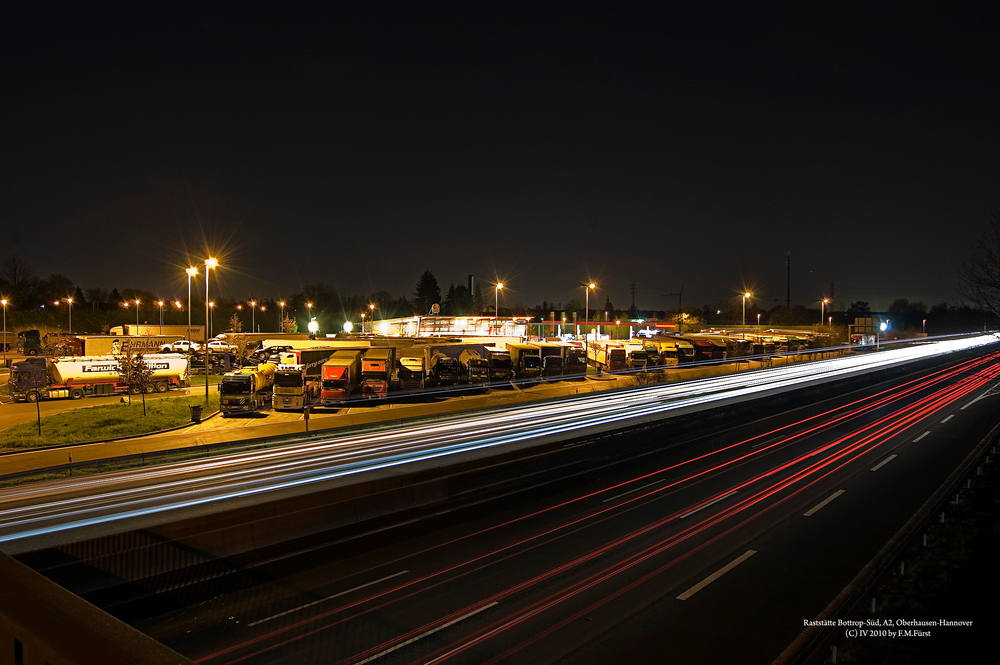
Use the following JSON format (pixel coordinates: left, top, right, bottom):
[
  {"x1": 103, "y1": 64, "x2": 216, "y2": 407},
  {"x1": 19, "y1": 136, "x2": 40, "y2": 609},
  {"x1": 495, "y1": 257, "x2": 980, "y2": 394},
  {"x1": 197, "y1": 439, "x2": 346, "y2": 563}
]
[
  {"x1": 621, "y1": 341, "x2": 649, "y2": 370},
  {"x1": 429, "y1": 353, "x2": 462, "y2": 386},
  {"x1": 319, "y1": 350, "x2": 364, "y2": 405},
  {"x1": 534, "y1": 342, "x2": 565, "y2": 377},
  {"x1": 54, "y1": 335, "x2": 176, "y2": 358},
  {"x1": 587, "y1": 340, "x2": 627, "y2": 372},
  {"x1": 459, "y1": 349, "x2": 490, "y2": 384},
  {"x1": 16, "y1": 330, "x2": 43, "y2": 356},
  {"x1": 506, "y1": 343, "x2": 542, "y2": 380},
  {"x1": 220, "y1": 362, "x2": 277, "y2": 415},
  {"x1": 8, "y1": 354, "x2": 189, "y2": 402},
  {"x1": 360, "y1": 347, "x2": 395, "y2": 399},
  {"x1": 483, "y1": 346, "x2": 514, "y2": 382},
  {"x1": 272, "y1": 347, "x2": 338, "y2": 411},
  {"x1": 397, "y1": 348, "x2": 428, "y2": 391},
  {"x1": 554, "y1": 342, "x2": 588, "y2": 376}
]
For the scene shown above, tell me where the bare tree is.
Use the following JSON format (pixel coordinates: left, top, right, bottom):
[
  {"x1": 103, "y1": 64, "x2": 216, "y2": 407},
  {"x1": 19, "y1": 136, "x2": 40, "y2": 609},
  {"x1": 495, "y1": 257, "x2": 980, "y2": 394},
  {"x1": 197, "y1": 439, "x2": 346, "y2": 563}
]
[
  {"x1": 0, "y1": 254, "x2": 38, "y2": 303},
  {"x1": 228, "y1": 312, "x2": 243, "y2": 333},
  {"x1": 961, "y1": 211, "x2": 1000, "y2": 317},
  {"x1": 114, "y1": 350, "x2": 155, "y2": 414}
]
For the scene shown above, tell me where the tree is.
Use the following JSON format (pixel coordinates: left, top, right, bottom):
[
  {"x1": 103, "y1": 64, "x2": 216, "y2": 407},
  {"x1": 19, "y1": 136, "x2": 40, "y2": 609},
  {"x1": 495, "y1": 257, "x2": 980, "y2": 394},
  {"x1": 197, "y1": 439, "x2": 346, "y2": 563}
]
[
  {"x1": 35, "y1": 274, "x2": 75, "y2": 305},
  {"x1": 228, "y1": 332, "x2": 253, "y2": 366},
  {"x1": 280, "y1": 316, "x2": 298, "y2": 333},
  {"x1": 114, "y1": 349, "x2": 154, "y2": 414},
  {"x1": 228, "y1": 312, "x2": 243, "y2": 333},
  {"x1": 961, "y1": 211, "x2": 1000, "y2": 317},
  {"x1": 414, "y1": 270, "x2": 441, "y2": 314},
  {"x1": 0, "y1": 254, "x2": 38, "y2": 304}
]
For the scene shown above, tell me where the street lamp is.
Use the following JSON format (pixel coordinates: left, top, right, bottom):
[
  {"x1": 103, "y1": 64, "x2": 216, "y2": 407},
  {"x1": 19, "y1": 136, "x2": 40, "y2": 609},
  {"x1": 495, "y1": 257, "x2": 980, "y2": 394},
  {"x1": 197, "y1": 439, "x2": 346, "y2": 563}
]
[
  {"x1": 757, "y1": 312, "x2": 761, "y2": 331},
  {"x1": 585, "y1": 282, "x2": 595, "y2": 340},
  {"x1": 157, "y1": 300, "x2": 164, "y2": 335},
  {"x1": 66, "y1": 297, "x2": 73, "y2": 334},
  {"x1": 495, "y1": 283, "x2": 503, "y2": 331},
  {"x1": 204, "y1": 257, "x2": 218, "y2": 403},
  {"x1": 369, "y1": 303, "x2": 375, "y2": 333},
  {"x1": 249, "y1": 300, "x2": 256, "y2": 333},
  {"x1": 1, "y1": 298, "x2": 7, "y2": 366},
  {"x1": 360, "y1": 311, "x2": 365, "y2": 333},
  {"x1": 209, "y1": 302, "x2": 215, "y2": 337},
  {"x1": 134, "y1": 299, "x2": 140, "y2": 327},
  {"x1": 279, "y1": 301, "x2": 286, "y2": 329},
  {"x1": 923, "y1": 318, "x2": 927, "y2": 334},
  {"x1": 186, "y1": 267, "x2": 198, "y2": 342},
  {"x1": 820, "y1": 298, "x2": 829, "y2": 325}
]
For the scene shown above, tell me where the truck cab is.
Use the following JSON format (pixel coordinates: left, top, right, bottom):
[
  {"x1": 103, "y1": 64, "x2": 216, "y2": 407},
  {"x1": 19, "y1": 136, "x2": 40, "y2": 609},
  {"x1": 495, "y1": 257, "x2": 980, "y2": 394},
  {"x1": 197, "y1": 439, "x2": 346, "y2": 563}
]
[
  {"x1": 360, "y1": 347, "x2": 394, "y2": 399},
  {"x1": 483, "y1": 346, "x2": 514, "y2": 382},
  {"x1": 17, "y1": 330, "x2": 43, "y2": 356},
  {"x1": 534, "y1": 342, "x2": 565, "y2": 377}
]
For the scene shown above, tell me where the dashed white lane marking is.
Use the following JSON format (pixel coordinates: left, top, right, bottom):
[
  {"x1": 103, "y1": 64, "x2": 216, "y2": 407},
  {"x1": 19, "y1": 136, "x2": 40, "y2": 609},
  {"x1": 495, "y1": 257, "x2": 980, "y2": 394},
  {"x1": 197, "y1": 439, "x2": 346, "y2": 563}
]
[
  {"x1": 355, "y1": 601, "x2": 498, "y2": 664},
  {"x1": 248, "y1": 570, "x2": 409, "y2": 627},
  {"x1": 679, "y1": 490, "x2": 737, "y2": 519},
  {"x1": 602, "y1": 478, "x2": 666, "y2": 502},
  {"x1": 940, "y1": 415, "x2": 954, "y2": 423},
  {"x1": 677, "y1": 550, "x2": 757, "y2": 600},
  {"x1": 913, "y1": 431, "x2": 931, "y2": 442},
  {"x1": 870, "y1": 455, "x2": 897, "y2": 471},
  {"x1": 804, "y1": 490, "x2": 845, "y2": 517}
]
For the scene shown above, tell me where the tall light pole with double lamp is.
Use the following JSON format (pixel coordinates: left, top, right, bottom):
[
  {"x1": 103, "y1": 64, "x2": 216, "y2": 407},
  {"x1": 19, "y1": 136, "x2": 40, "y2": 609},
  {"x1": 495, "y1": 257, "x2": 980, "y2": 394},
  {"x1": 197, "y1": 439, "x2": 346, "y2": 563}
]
[
  {"x1": 186, "y1": 267, "x2": 198, "y2": 342},
  {"x1": 204, "y1": 258, "x2": 218, "y2": 403}
]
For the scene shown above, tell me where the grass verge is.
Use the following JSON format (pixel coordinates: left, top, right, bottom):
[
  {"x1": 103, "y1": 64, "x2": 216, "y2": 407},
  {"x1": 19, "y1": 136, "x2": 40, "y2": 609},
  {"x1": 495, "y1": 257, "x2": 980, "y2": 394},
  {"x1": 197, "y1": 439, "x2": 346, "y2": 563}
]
[{"x1": 0, "y1": 393, "x2": 220, "y2": 452}]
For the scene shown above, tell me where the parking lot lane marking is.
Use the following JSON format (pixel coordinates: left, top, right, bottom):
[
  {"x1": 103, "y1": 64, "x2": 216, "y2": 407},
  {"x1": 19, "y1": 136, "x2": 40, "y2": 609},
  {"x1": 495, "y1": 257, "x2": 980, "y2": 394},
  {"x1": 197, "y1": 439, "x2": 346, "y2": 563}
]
[
  {"x1": 677, "y1": 550, "x2": 756, "y2": 600},
  {"x1": 804, "y1": 490, "x2": 845, "y2": 517}
]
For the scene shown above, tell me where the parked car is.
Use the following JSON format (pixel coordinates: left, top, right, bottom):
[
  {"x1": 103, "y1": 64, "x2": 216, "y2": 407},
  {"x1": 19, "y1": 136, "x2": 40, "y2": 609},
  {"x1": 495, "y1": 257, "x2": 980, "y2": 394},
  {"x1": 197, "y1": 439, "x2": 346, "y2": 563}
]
[
  {"x1": 160, "y1": 339, "x2": 201, "y2": 353},
  {"x1": 206, "y1": 340, "x2": 236, "y2": 352}
]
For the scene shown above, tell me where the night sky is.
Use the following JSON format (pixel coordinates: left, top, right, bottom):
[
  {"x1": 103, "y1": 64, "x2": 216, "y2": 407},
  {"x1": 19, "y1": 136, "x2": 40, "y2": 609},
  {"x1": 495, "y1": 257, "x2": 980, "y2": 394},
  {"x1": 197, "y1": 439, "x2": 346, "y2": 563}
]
[{"x1": 3, "y1": 2, "x2": 998, "y2": 313}]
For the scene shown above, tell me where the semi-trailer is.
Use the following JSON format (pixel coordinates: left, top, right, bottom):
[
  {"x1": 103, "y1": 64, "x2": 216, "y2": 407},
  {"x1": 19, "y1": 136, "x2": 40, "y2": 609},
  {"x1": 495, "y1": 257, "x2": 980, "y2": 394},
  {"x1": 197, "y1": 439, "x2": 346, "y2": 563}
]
[
  {"x1": 506, "y1": 342, "x2": 542, "y2": 380},
  {"x1": 220, "y1": 362, "x2": 277, "y2": 415},
  {"x1": 483, "y1": 346, "x2": 514, "y2": 382},
  {"x1": 587, "y1": 340, "x2": 627, "y2": 372},
  {"x1": 54, "y1": 335, "x2": 176, "y2": 357},
  {"x1": 360, "y1": 347, "x2": 395, "y2": 399},
  {"x1": 621, "y1": 341, "x2": 649, "y2": 370},
  {"x1": 272, "y1": 347, "x2": 339, "y2": 411},
  {"x1": 8, "y1": 354, "x2": 189, "y2": 402},
  {"x1": 320, "y1": 350, "x2": 364, "y2": 405},
  {"x1": 429, "y1": 353, "x2": 462, "y2": 386},
  {"x1": 534, "y1": 342, "x2": 565, "y2": 377},
  {"x1": 554, "y1": 342, "x2": 588, "y2": 376},
  {"x1": 459, "y1": 349, "x2": 490, "y2": 383},
  {"x1": 397, "y1": 348, "x2": 428, "y2": 391}
]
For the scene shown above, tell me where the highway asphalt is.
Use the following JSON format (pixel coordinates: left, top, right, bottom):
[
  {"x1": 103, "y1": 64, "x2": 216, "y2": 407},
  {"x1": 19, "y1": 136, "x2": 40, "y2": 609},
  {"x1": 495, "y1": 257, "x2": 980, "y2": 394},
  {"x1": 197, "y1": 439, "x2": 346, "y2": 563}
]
[{"x1": 17, "y1": 343, "x2": 1000, "y2": 663}]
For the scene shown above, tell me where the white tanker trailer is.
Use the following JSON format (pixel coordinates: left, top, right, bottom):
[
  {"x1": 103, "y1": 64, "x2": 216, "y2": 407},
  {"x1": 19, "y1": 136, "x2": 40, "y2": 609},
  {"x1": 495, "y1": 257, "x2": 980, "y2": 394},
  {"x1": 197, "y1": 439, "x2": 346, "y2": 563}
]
[{"x1": 8, "y1": 354, "x2": 189, "y2": 402}]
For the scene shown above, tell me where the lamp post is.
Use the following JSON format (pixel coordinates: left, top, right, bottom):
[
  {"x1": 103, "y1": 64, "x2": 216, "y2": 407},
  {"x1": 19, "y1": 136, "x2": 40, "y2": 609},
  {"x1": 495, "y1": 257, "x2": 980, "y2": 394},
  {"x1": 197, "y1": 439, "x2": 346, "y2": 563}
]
[
  {"x1": 369, "y1": 303, "x2": 375, "y2": 333},
  {"x1": 204, "y1": 257, "x2": 218, "y2": 403},
  {"x1": 157, "y1": 300, "x2": 163, "y2": 335},
  {"x1": 134, "y1": 299, "x2": 140, "y2": 327},
  {"x1": 923, "y1": 319, "x2": 927, "y2": 334},
  {"x1": 585, "y1": 282, "x2": 595, "y2": 341},
  {"x1": 209, "y1": 302, "x2": 214, "y2": 337},
  {"x1": 742, "y1": 292, "x2": 752, "y2": 339},
  {"x1": 820, "y1": 298, "x2": 829, "y2": 325},
  {"x1": 361, "y1": 311, "x2": 365, "y2": 333},
  {"x1": 757, "y1": 312, "x2": 761, "y2": 331},
  {"x1": 279, "y1": 301, "x2": 285, "y2": 329},
  {"x1": 66, "y1": 297, "x2": 73, "y2": 334},
  {"x1": 250, "y1": 300, "x2": 256, "y2": 333},
  {"x1": 495, "y1": 283, "x2": 503, "y2": 332},
  {"x1": 186, "y1": 267, "x2": 198, "y2": 342},
  {"x1": 2, "y1": 298, "x2": 7, "y2": 367}
]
